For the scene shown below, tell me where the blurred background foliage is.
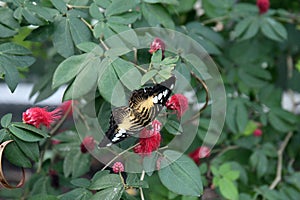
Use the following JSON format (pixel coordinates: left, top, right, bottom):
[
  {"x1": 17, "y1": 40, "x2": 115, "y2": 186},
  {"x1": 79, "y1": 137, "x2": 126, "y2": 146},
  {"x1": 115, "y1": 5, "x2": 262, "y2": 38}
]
[{"x1": 0, "y1": 0, "x2": 300, "y2": 200}]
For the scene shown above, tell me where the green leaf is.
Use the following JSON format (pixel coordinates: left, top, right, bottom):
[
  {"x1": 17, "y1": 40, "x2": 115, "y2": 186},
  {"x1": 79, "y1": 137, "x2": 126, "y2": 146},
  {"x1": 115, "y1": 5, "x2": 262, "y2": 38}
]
[
  {"x1": 70, "y1": 178, "x2": 91, "y2": 188},
  {"x1": 98, "y1": 58, "x2": 126, "y2": 106},
  {"x1": 4, "y1": 140, "x2": 32, "y2": 168},
  {"x1": 223, "y1": 171, "x2": 240, "y2": 181},
  {"x1": 8, "y1": 125, "x2": 45, "y2": 142},
  {"x1": 241, "y1": 17, "x2": 260, "y2": 40},
  {"x1": 0, "y1": 8, "x2": 20, "y2": 30},
  {"x1": 14, "y1": 136, "x2": 39, "y2": 162},
  {"x1": 91, "y1": 186, "x2": 124, "y2": 200},
  {"x1": 141, "y1": 70, "x2": 158, "y2": 85},
  {"x1": 296, "y1": 60, "x2": 300, "y2": 73},
  {"x1": 234, "y1": 18, "x2": 252, "y2": 38},
  {"x1": 108, "y1": 12, "x2": 140, "y2": 24},
  {"x1": 89, "y1": 3, "x2": 104, "y2": 21},
  {"x1": 151, "y1": 50, "x2": 163, "y2": 64},
  {"x1": 267, "y1": 17, "x2": 287, "y2": 40},
  {"x1": 243, "y1": 120, "x2": 258, "y2": 136},
  {"x1": 112, "y1": 58, "x2": 142, "y2": 90},
  {"x1": 77, "y1": 42, "x2": 103, "y2": 54},
  {"x1": 69, "y1": 17, "x2": 91, "y2": 46},
  {"x1": 53, "y1": 17, "x2": 74, "y2": 58},
  {"x1": 72, "y1": 57, "x2": 100, "y2": 98},
  {"x1": 64, "y1": 150, "x2": 91, "y2": 178},
  {"x1": 11, "y1": 122, "x2": 49, "y2": 138},
  {"x1": 225, "y1": 98, "x2": 238, "y2": 133},
  {"x1": 126, "y1": 174, "x2": 149, "y2": 188},
  {"x1": 0, "y1": 24, "x2": 17, "y2": 38},
  {"x1": 91, "y1": 170, "x2": 110, "y2": 182},
  {"x1": 142, "y1": 3, "x2": 175, "y2": 29},
  {"x1": 1, "y1": 113, "x2": 12, "y2": 128},
  {"x1": 29, "y1": 195, "x2": 58, "y2": 200},
  {"x1": 59, "y1": 188, "x2": 93, "y2": 200},
  {"x1": 219, "y1": 178, "x2": 239, "y2": 200},
  {"x1": 268, "y1": 109, "x2": 295, "y2": 132},
  {"x1": 164, "y1": 119, "x2": 183, "y2": 135},
  {"x1": 0, "y1": 129, "x2": 9, "y2": 143},
  {"x1": 158, "y1": 150, "x2": 203, "y2": 196},
  {"x1": 236, "y1": 100, "x2": 248, "y2": 133},
  {"x1": 105, "y1": 0, "x2": 137, "y2": 16},
  {"x1": 52, "y1": 54, "x2": 88, "y2": 88},
  {"x1": 89, "y1": 174, "x2": 122, "y2": 190},
  {"x1": 261, "y1": 18, "x2": 283, "y2": 42},
  {"x1": 0, "y1": 61, "x2": 20, "y2": 92},
  {"x1": 63, "y1": 150, "x2": 77, "y2": 177},
  {"x1": 50, "y1": 0, "x2": 67, "y2": 13},
  {"x1": 250, "y1": 150, "x2": 268, "y2": 177}
]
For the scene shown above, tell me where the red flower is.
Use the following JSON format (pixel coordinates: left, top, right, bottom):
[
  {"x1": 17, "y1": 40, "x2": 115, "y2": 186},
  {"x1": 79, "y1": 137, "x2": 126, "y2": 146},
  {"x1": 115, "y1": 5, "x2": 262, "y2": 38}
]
[
  {"x1": 256, "y1": 0, "x2": 270, "y2": 14},
  {"x1": 189, "y1": 146, "x2": 210, "y2": 165},
  {"x1": 80, "y1": 136, "x2": 95, "y2": 153},
  {"x1": 134, "y1": 120, "x2": 162, "y2": 156},
  {"x1": 112, "y1": 162, "x2": 125, "y2": 173},
  {"x1": 253, "y1": 128, "x2": 263, "y2": 137},
  {"x1": 59, "y1": 100, "x2": 74, "y2": 117},
  {"x1": 149, "y1": 37, "x2": 165, "y2": 56},
  {"x1": 22, "y1": 107, "x2": 61, "y2": 128},
  {"x1": 166, "y1": 94, "x2": 189, "y2": 118}
]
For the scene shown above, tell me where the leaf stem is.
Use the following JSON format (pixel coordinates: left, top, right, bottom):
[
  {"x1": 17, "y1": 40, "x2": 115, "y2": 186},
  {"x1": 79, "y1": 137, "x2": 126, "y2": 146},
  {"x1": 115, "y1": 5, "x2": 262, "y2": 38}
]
[
  {"x1": 80, "y1": 17, "x2": 93, "y2": 31},
  {"x1": 139, "y1": 170, "x2": 145, "y2": 200},
  {"x1": 67, "y1": 4, "x2": 89, "y2": 9}
]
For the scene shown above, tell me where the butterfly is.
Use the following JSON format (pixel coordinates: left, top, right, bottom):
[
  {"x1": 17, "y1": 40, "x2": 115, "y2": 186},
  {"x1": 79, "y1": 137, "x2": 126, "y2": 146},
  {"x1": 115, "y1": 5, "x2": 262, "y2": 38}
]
[{"x1": 98, "y1": 76, "x2": 176, "y2": 147}]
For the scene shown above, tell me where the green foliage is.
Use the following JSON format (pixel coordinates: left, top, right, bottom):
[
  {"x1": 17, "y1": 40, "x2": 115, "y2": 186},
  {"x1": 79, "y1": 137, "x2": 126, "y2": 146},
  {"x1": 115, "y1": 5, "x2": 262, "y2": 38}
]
[{"x1": 0, "y1": 0, "x2": 300, "y2": 200}]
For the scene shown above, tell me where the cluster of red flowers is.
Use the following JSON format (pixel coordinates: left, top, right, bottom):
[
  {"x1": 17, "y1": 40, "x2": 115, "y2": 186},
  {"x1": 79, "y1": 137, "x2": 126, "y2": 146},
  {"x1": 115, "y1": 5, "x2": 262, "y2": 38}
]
[
  {"x1": 134, "y1": 120, "x2": 162, "y2": 156},
  {"x1": 22, "y1": 100, "x2": 74, "y2": 129},
  {"x1": 166, "y1": 94, "x2": 189, "y2": 118}
]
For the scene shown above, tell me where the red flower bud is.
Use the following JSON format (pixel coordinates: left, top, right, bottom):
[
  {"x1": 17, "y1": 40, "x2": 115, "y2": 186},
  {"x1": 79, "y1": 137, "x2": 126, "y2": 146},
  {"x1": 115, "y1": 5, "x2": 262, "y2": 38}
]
[
  {"x1": 112, "y1": 162, "x2": 124, "y2": 173},
  {"x1": 80, "y1": 136, "x2": 95, "y2": 153},
  {"x1": 189, "y1": 146, "x2": 210, "y2": 165},
  {"x1": 149, "y1": 37, "x2": 165, "y2": 56},
  {"x1": 253, "y1": 129, "x2": 263, "y2": 137},
  {"x1": 256, "y1": 0, "x2": 270, "y2": 14}
]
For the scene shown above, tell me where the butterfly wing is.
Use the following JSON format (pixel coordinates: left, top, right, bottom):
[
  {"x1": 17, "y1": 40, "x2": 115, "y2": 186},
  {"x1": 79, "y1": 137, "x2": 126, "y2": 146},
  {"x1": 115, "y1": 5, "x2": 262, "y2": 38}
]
[
  {"x1": 98, "y1": 106, "x2": 136, "y2": 147},
  {"x1": 98, "y1": 76, "x2": 176, "y2": 148},
  {"x1": 129, "y1": 75, "x2": 176, "y2": 124}
]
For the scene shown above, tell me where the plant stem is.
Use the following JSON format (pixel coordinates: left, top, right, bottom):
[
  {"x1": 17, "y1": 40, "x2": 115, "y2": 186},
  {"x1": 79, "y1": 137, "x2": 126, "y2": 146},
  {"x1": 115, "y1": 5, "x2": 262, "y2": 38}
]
[
  {"x1": 139, "y1": 170, "x2": 145, "y2": 200},
  {"x1": 269, "y1": 131, "x2": 293, "y2": 189},
  {"x1": 37, "y1": 105, "x2": 72, "y2": 173}
]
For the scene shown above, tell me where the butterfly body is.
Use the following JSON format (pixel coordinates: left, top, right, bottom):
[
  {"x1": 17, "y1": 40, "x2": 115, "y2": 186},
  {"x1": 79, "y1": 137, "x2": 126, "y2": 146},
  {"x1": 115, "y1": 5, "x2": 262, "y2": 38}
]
[{"x1": 98, "y1": 76, "x2": 176, "y2": 148}]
